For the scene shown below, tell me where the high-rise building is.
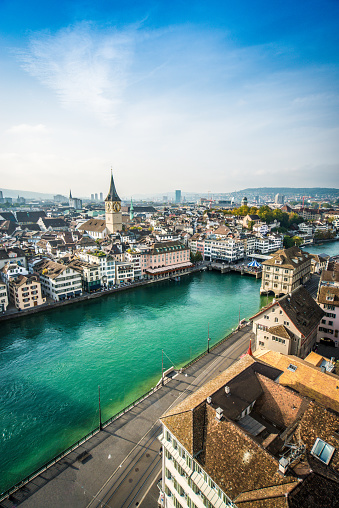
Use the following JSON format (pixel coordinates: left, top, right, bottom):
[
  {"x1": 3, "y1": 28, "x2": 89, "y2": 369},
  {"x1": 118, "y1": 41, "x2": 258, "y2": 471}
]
[
  {"x1": 91, "y1": 194, "x2": 94, "y2": 201},
  {"x1": 95, "y1": 193, "x2": 98, "y2": 201},
  {"x1": 175, "y1": 190, "x2": 181, "y2": 203},
  {"x1": 275, "y1": 193, "x2": 285, "y2": 204},
  {"x1": 100, "y1": 192, "x2": 103, "y2": 201},
  {"x1": 163, "y1": 196, "x2": 168, "y2": 202}
]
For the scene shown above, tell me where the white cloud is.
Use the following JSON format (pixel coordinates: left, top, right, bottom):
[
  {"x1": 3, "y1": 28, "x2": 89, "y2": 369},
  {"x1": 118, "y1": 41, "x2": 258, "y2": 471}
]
[
  {"x1": 7, "y1": 124, "x2": 48, "y2": 134},
  {"x1": 18, "y1": 23, "x2": 135, "y2": 123}
]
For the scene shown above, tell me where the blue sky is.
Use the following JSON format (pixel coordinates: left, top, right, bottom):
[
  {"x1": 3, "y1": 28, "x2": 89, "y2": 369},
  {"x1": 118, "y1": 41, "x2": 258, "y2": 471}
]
[{"x1": 0, "y1": 0, "x2": 338, "y2": 198}]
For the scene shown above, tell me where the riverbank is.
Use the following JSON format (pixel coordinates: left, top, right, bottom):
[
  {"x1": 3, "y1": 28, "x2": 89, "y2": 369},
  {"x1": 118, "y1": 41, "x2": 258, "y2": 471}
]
[{"x1": 0, "y1": 265, "x2": 206, "y2": 323}]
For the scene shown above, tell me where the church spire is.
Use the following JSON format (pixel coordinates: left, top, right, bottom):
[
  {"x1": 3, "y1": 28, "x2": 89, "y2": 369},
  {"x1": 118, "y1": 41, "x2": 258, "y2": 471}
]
[
  {"x1": 69, "y1": 189, "x2": 72, "y2": 199},
  {"x1": 105, "y1": 168, "x2": 121, "y2": 202},
  {"x1": 130, "y1": 198, "x2": 134, "y2": 221}
]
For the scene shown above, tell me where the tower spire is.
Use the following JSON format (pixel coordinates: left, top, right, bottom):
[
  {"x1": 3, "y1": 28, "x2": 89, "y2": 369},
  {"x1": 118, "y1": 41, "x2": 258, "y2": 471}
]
[
  {"x1": 105, "y1": 168, "x2": 121, "y2": 201},
  {"x1": 130, "y1": 197, "x2": 134, "y2": 221},
  {"x1": 247, "y1": 338, "x2": 253, "y2": 356}
]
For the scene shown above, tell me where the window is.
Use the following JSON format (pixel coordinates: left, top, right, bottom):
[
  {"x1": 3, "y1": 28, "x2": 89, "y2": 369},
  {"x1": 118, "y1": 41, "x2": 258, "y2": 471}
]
[
  {"x1": 275, "y1": 317, "x2": 278, "y2": 322},
  {"x1": 284, "y1": 321, "x2": 290, "y2": 326},
  {"x1": 311, "y1": 438, "x2": 335, "y2": 465},
  {"x1": 259, "y1": 341, "x2": 265, "y2": 346}
]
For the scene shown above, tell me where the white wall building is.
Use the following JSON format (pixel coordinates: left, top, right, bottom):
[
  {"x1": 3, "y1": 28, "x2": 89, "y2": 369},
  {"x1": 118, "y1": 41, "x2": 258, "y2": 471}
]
[{"x1": 36, "y1": 260, "x2": 82, "y2": 301}]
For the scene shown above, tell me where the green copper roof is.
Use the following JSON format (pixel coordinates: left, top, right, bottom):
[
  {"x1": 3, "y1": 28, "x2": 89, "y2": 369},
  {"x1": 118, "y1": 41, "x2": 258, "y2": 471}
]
[{"x1": 105, "y1": 170, "x2": 121, "y2": 202}]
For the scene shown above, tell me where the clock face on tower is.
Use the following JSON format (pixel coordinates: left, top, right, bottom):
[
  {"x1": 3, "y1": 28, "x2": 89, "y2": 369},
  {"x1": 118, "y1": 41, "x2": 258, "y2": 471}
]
[
  {"x1": 113, "y1": 202, "x2": 121, "y2": 212},
  {"x1": 105, "y1": 201, "x2": 113, "y2": 212}
]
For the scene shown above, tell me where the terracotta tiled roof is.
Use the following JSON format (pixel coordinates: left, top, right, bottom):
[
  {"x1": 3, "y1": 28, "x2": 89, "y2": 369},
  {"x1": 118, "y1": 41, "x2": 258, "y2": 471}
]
[
  {"x1": 268, "y1": 324, "x2": 295, "y2": 340},
  {"x1": 317, "y1": 286, "x2": 339, "y2": 307},
  {"x1": 262, "y1": 246, "x2": 311, "y2": 269},
  {"x1": 253, "y1": 350, "x2": 339, "y2": 412},
  {"x1": 78, "y1": 219, "x2": 107, "y2": 232},
  {"x1": 278, "y1": 286, "x2": 324, "y2": 337}
]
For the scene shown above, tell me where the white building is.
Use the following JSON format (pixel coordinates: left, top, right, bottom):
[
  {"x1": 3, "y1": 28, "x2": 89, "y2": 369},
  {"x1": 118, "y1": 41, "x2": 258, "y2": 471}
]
[
  {"x1": 35, "y1": 259, "x2": 82, "y2": 301},
  {"x1": 251, "y1": 286, "x2": 324, "y2": 357},
  {"x1": 317, "y1": 263, "x2": 339, "y2": 346},
  {"x1": 260, "y1": 247, "x2": 311, "y2": 296},
  {"x1": 78, "y1": 251, "x2": 116, "y2": 287},
  {"x1": 0, "y1": 281, "x2": 8, "y2": 312}
]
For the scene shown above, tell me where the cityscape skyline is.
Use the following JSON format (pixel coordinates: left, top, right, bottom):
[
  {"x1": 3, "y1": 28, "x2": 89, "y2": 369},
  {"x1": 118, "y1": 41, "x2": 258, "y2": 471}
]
[{"x1": 1, "y1": 0, "x2": 338, "y2": 195}]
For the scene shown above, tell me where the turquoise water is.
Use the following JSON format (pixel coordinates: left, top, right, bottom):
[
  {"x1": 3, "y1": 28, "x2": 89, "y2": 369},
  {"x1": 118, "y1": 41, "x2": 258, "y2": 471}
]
[
  {"x1": 301, "y1": 240, "x2": 339, "y2": 257},
  {"x1": 0, "y1": 271, "x2": 265, "y2": 493}
]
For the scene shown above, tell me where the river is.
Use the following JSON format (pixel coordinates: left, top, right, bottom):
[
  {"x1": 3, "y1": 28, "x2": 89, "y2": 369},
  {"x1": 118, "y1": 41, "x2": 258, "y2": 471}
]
[
  {"x1": 0, "y1": 270, "x2": 267, "y2": 493},
  {"x1": 1, "y1": 242, "x2": 339, "y2": 493},
  {"x1": 301, "y1": 240, "x2": 339, "y2": 257}
]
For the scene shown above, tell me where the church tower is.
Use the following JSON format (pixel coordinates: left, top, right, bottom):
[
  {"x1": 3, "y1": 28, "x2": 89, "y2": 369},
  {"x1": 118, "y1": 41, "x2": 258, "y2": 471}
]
[
  {"x1": 105, "y1": 169, "x2": 122, "y2": 234},
  {"x1": 130, "y1": 198, "x2": 134, "y2": 222}
]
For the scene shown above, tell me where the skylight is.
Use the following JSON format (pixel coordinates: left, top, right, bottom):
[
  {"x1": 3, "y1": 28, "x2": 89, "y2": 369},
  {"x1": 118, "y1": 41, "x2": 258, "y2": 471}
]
[
  {"x1": 311, "y1": 438, "x2": 335, "y2": 465},
  {"x1": 287, "y1": 364, "x2": 297, "y2": 372}
]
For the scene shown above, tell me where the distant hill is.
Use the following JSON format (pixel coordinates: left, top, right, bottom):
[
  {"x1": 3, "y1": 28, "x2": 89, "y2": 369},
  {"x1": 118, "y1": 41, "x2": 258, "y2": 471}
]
[
  {"x1": 0, "y1": 188, "x2": 55, "y2": 200},
  {"x1": 234, "y1": 187, "x2": 339, "y2": 198}
]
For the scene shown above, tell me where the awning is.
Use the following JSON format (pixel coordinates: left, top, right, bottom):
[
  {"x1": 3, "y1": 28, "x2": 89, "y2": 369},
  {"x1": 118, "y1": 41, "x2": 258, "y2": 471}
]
[
  {"x1": 248, "y1": 260, "x2": 262, "y2": 268},
  {"x1": 146, "y1": 261, "x2": 193, "y2": 275}
]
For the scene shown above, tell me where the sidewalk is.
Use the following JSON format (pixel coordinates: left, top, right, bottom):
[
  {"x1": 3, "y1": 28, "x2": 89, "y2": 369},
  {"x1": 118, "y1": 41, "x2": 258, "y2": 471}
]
[{"x1": 0, "y1": 325, "x2": 254, "y2": 508}]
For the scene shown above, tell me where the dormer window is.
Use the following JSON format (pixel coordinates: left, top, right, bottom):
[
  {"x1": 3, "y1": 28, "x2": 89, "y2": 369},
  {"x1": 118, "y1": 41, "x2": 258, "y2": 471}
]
[
  {"x1": 311, "y1": 438, "x2": 335, "y2": 465},
  {"x1": 326, "y1": 295, "x2": 335, "y2": 302}
]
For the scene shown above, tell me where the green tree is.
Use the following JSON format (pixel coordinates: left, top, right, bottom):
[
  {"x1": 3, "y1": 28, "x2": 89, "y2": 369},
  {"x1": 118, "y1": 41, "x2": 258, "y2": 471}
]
[
  {"x1": 291, "y1": 236, "x2": 303, "y2": 247},
  {"x1": 190, "y1": 251, "x2": 203, "y2": 263},
  {"x1": 283, "y1": 236, "x2": 294, "y2": 248}
]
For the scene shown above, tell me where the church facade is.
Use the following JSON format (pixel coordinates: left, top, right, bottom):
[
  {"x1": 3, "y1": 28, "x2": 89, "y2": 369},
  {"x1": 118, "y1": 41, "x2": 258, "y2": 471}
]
[{"x1": 77, "y1": 170, "x2": 122, "y2": 238}]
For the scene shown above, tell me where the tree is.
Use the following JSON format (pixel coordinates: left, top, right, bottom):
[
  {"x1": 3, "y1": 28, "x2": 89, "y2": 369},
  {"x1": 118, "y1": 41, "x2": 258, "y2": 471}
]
[
  {"x1": 190, "y1": 251, "x2": 203, "y2": 263},
  {"x1": 283, "y1": 236, "x2": 294, "y2": 248}
]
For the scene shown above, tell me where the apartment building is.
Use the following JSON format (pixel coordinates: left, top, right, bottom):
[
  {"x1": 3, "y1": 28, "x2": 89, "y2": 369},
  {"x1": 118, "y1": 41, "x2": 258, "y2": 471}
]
[
  {"x1": 78, "y1": 251, "x2": 116, "y2": 287},
  {"x1": 143, "y1": 241, "x2": 192, "y2": 280},
  {"x1": 8, "y1": 274, "x2": 45, "y2": 310},
  {"x1": 35, "y1": 259, "x2": 82, "y2": 301},
  {"x1": 67, "y1": 258, "x2": 101, "y2": 292},
  {"x1": 159, "y1": 354, "x2": 339, "y2": 508},
  {"x1": 0, "y1": 281, "x2": 8, "y2": 312},
  {"x1": 317, "y1": 264, "x2": 339, "y2": 346},
  {"x1": 251, "y1": 286, "x2": 324, "y2": 357},
  {"x1": 260, "y1": 246, "x2": 311, "y2": 296}
]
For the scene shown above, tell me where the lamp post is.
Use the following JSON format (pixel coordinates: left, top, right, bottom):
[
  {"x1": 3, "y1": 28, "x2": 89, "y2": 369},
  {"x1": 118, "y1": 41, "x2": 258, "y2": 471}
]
[
  {"x1": 161, "y1": 349, "x2": 164, "y2": 386},
  {"x1": 207, "y1": 322, "x2": 210, "y2": 353},
  {"x1": 98, "y1": 385, "x2": 102, "y2": 431}
]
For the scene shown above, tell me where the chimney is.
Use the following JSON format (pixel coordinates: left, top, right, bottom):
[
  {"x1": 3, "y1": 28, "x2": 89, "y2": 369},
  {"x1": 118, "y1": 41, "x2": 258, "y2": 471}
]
[
  {"x1": 215, "y1": 407, "x2": 223, "y2": 421},
  {"x1": 279, "y1": 457, "x2": 289, "y2": 475},
  {"x1": 207, "y1": 396, "x2": 212, "y2": 404},
  {"x1": 225, "y1": 385, "x2": 231, "y2": 396}
]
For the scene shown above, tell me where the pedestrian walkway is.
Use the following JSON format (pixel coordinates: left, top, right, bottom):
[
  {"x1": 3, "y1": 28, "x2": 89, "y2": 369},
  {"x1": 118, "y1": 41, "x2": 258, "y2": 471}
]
[{"x1": 0, "y1": 325, "x2": 254, "y2": 508}]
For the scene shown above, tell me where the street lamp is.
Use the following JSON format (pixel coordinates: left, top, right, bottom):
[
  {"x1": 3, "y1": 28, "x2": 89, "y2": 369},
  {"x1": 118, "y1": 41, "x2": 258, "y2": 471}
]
[
  {"x1": 98, "y1": 385, "x2": 102, "y2": 431},
  {"x1": 207, "y1": 322, "x2": 210, "y2": 353}
]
